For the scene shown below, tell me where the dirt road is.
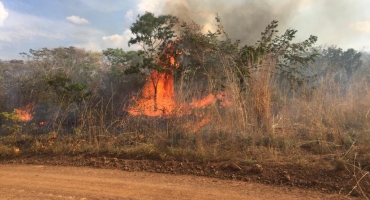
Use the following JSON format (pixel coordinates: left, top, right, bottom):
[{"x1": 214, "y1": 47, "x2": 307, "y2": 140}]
[{"x1": 0, "y1": 164, "x2": 350, "y2": 200}]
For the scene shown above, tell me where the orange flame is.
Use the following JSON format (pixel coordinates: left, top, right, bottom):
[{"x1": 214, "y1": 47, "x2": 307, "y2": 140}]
[
  {"x1": 189, "y1": 91, "x2": 232, "y2": 108},
  {"x1": 127, "y1": 70, "x2": 176, "y2": 116},
  {"x1": 192, "y1": 117, "x2": 211, "y2": 132},
  {"x1": 127, "y1": 39, "x2": 181, "y2": 117},
  {"x1": 190, "y1": 94, "x2": 216, "y2": 108},
  {"x1": 15, "y1": 103, "x2": 34, "y2": 122},
  {"x1": 127, "y1": 79, "x2": 231, "y2": 117},
  {"x1": 125, "y1": 38, "x2": 231, "y2": 117}
]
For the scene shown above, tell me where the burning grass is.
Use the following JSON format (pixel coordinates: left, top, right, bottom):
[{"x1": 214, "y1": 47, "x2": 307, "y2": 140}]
[
  {"x1": 1, "y1": 62, "x2": 370, "y2": 198},
  {"x1": 1, "y1": 56, "x2": 369, "y2": 165}
]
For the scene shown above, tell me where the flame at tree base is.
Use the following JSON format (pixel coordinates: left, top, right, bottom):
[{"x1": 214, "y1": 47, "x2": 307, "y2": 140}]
[
  {"x1": 126, "y1": 69, "x2": 231, "y2": 117},
  {"x1": 125, "y1": 38, "x2": 231, "y2": 118},
  {"x1": 127, "y1": 70, "x2": 176, "y2": 117}
]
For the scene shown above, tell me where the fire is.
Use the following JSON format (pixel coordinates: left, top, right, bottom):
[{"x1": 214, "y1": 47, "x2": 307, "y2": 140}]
[
  {"x1": 189, "y1": 91, "x2": 232, "y2": 108},
  {"x1": 15, "y1": 103, "x2": 34, "y2": 122},
  {"x1": 127, "y1": 76, "x2": 231, "y2": 117},
  {"x1": 13, "y1": 147, "x2": 20, "y2": 153},
  {"x1": 192, "y1": 117, "x2": 211, "y2": 132},
  {"x1": 127, "y1": 70, "x2": 176, "y2": 116},
  {"x1": 126, "y1": 38, "x2": 231, "y2": 118},
  {"x1": 189, "y1": 94, "x2": 215, "y2": 108},
  {"x1": 127, "y1": 39, "x2": 180, "y2": 117}
]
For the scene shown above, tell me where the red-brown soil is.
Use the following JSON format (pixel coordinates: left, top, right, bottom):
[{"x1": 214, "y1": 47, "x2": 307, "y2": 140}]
[
  {"x1": 0, "y1": 164, "x2": 352, "y2": 200},
  {"x1": 1, "y1": 154, "x2": 369, "y2": 199}
]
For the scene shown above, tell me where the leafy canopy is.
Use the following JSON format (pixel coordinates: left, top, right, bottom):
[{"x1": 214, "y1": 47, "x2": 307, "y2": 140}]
[
  {"x1": 103, "y1": 48, "x2": 143, "y2": 75},
  {"x1": 177, "y1": 17, "x2": 319, "y2": 89},
  {"x1": 239, "y1": 20, "x2": 319, "y2": 86},
  {"x1": 126, "y1": 12, "x2": 179, "y2": 74}
]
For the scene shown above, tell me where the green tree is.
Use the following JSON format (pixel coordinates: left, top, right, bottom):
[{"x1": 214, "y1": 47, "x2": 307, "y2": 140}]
[
  {"x1": 102, "y1": 48, "x2": 142, "y2": 76},
  {"x1": 178, "y1": 18, "x2": 319, "y2": 92},
  {"x1": 238, "y1": 20, "x2": 319, "y2": 88},
  {"x1": 177, "y1": 17, "x2": 319, "y2": 131},
  {"x1": 45, "y1": 74, "x2": 92, "y2": 103},
  {"x1": 126, "y1": 12, "x2": 179, "y2": 110}
]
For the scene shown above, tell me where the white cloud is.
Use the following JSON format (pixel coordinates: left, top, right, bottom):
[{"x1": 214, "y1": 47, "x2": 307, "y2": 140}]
[
  {"x1": 96, "y1": 0, "x2": 167, "y2": 50},
  {"x1": 0, "y1": 10, "x2": 65, "y2": 43},
  {"x1": 349, "y1": 21, "x2": 370, "y2": 34},
  {"x1": 0, "y1": 9, "x2": 108, "y2": 56},
  {"x1": 103, "y1": 34, "x2": 123, "y2": 43},
  {"x1": 125, "y1": 9, "x2": 134, "y2": 22},
  {"x1": 137, "y1": 0, "x2": 164, "y2": 15},
  {"x1": 66, "y1": 15, "x2": 89, "y2": 24},
  {"x1": 73, "y1": 41, "x2": 101, "y2": 51},
  {"x1": 0, "y1": 2, "x2": 9, "y2": 26},
  {"x1": 102, "y1": 29, "x2": 136, "y2": 50}
]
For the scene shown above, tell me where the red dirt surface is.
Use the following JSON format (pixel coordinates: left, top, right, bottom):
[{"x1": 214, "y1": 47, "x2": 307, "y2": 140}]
[
  {"x1": 1, "y1": 154, "x2": 370, "y2": 199},
  {"x1": 0, "y1": 164, "x2": 351, "y2": 200}
]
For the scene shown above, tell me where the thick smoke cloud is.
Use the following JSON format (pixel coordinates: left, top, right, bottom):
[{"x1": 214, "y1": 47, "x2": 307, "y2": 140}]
[
  {"x1": 161, "y1": 0, "x2": 370, "y2": 50},
  {"x1": 162, "y1": 0, "x2": 305, "y2": 45}
]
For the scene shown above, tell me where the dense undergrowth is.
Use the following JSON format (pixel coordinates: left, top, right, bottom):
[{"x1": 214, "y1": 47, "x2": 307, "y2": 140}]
[{"x1": 0, "y1": 13, "x2": 369, "y2": 174}]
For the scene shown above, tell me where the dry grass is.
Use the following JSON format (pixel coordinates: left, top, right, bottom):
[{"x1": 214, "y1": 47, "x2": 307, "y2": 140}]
[
  {"x1": 1, "y1": 55, "x2": 370, "y2": 199},
  {"x1": 1, "y1": 52, "x2": 370, "y2": 170}
]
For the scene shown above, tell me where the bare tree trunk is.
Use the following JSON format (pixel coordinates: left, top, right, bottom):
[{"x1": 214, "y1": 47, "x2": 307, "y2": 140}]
[{"x1": 153, "y1": 85, "x2": 158, "y2": 111}]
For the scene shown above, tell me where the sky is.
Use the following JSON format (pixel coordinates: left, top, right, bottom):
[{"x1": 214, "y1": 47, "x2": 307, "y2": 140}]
[{"x1": 0, "y1": 0, "x2": 370, "y2": 60}]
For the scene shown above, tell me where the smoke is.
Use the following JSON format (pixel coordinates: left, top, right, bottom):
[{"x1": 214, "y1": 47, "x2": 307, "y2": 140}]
[
  {"x1": 289, "y1": 0, "x2": 370, "y2": 49},
  {"x1": 162, "y1": 0, "x2": 306, "y2": 45},
  {"x1": 161, "y1": 0, "x2": 370, "y2": 49}
]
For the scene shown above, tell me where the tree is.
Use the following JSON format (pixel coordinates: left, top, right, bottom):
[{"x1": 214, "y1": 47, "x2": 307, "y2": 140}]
[
  {"x1": 20, "y1": 47, "x2": 102, "y2": 86},
  {"x1": 178, "y1": 18, "x2": 319, "y2": 92},
  {"x1": 319, "y1": 46, "x2": 362, "y2": 78},
  {"x1": 17, "y1": 47, "x2": 102, "y2": 116},
  {"x1": 45, "y1": 74, "x2": 92, "y2": 104},
  {"x1": 103, "y1": 49, "x2": 142, "y2": 75},
  {"x1": 126, "y1": 12, "x2": 179, "y2": 111},
  {"x1": 238, "y1": 20, "x2": 319, "y2": 88},
  {"x1": 177, "y1": 17, "x2": 319, "y2": 131}
]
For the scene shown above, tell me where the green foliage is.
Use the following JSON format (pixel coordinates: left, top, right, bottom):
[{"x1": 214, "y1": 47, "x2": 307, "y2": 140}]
[
  {"x1": 0, "y1": 110, "x2": 23, "y2": 136},
  {"x1": 16, "y1": 46, "x2": 103, "y2": 106},
  {"x1": 45, "y1": 74, "x2": 92, "y2": 103},
  {"x1": 175, "y1": 19, "x2": 229, "y2": 94},
  {"x1": 124, "y1": 12, "x2": 180, "y2": 110},
  {"x1": 103, "y1": 48, "x2": 143, "y2": 76},
  {"x1": 103, "y1": 48, "x2": 129, "y2": 66},
  {"x1": 45, "y1": 74, "x2": 71, "y2": 93},
  {"x1": 1, "y1": 110, "x2": 23, "y2": 123},
  {"x1": 177, "y1": 17, "x2": 318, "y2": 92},
  {"x1": 239, "y1": 20, "x2": 319, "y2": 86},
  {"x1": 129, "y1": 12, "x2": 179, "y2": 49},
  {"x1": 126, "y1": 12, "x2": 179, "y2": 74}
]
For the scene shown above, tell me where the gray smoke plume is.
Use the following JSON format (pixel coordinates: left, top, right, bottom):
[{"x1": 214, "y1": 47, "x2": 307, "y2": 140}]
[
  {"x1": 161, "y1": 0, "x2": 370, "y2": 50},
  {"x1": 162, "y1": 0, "x2": 306, "y2": 45}
]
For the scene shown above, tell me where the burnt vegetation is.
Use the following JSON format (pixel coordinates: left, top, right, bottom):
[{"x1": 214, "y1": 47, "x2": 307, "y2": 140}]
[{"x1": 1, "y1": 12, "x2": 370, "y2": 198}]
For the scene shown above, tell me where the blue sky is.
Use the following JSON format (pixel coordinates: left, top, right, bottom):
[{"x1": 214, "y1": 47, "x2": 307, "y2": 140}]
[
  {"x1": 1, "y1": 0, "x2": 370, "y2": 60},
  {"x1": 0, "y1": 0, "x2": 164, "y2": 59}
]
